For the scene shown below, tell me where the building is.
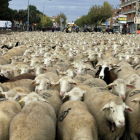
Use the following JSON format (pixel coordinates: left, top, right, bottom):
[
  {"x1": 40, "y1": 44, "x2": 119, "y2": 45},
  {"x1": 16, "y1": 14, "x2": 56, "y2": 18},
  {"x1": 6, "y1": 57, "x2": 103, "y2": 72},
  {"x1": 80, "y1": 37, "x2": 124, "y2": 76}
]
[
  {"x1": 110, "y1": 9, "x2": 121, "y2": 27},
  {"x1": 120, "y1": 0, "x2": 140, "y2": 33},
  {"x1": 50, "y1": 16, "x2": 56, "y2": 23},
  {"x1": 101, "y1": 9, "x2": 121, "y2": 30},
  {"x1": 49, "y1": 16, "x2": 58, "y2": 27}
]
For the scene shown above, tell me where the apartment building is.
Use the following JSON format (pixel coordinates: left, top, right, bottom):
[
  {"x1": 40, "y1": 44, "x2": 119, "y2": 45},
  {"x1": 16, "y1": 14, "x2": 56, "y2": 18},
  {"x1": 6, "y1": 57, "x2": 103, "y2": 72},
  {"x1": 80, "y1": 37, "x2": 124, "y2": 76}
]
[
  {"x1": 120, "y1": 0, "x2": 140, "y2": 33},
  {"x1": 110, "y1": 9, "x2": 121, "y2": 27}
]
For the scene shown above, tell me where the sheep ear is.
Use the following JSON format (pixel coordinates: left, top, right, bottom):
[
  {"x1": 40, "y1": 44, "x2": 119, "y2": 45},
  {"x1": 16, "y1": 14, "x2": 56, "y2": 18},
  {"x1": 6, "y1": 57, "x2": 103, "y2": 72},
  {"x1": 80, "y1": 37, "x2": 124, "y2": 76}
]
[
  {"x1": 30, "y1": 67, "x2": 34, "y2": 71},
  {"x1": 117, "y1": 68, "x2": 121, "y2": 72},
  {"x1": 106, "y1": 83, "x2": 115, "y2": 88},
  {"x1": 125, "y1": 105, "x2": 134, "y2": 113},
  {"x1": 17, "y1": 93, "x2": 27, "y2": 97},
  {"x1": 81, "y1": 89, "x2": 87, "y2": 94},
  {"x1": 86, "y1": 67, "x2": 94, "y2": 71},
  {"x1": 1, "y1": 92, "x2": 7, "y2": 95},
  {"x1": 62, "y1": 92, "x2": 70, "y2": 100},
  {"x1": 101, "y1": 103, "x2": 110, "y2": 111},
  {"x1": 126, "y1": 84, "x2": 135, "y2": 89},
  {"x1": 131, "y1": 97, "x2": 140, "y2": 103},
  {"x1": 32, "y1": 81, "x2": 36, "y2": 85},
  {"x1": 94, "y1": 64, "x2": 101, "y2": 69},
  {"x1": 42, "y1": 68, "x2": 47, "y2": 71},
  {"x1": 37, "y1": 96, "x2": 48, "y2": 103},
  {"x1": 69, "y1": 79, "x2": 78, "y2": 85},
  {"x1": 51, "y1": 81, "x2": 60, "y2": 86}
]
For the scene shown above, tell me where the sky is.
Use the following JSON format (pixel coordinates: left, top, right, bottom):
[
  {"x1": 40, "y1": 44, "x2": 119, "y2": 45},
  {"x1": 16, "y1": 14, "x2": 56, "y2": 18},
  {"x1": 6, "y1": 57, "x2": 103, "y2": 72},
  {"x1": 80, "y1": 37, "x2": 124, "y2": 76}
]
[{"x1": 9, "y1": 0, "x2": 120, "y2": 22}]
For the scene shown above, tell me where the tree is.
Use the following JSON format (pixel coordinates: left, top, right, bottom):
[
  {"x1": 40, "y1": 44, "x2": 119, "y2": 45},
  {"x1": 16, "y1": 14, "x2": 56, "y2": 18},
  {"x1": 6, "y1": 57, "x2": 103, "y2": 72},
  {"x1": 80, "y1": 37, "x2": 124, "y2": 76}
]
[
  {"x1": 37, "y1": 14, "x2": 53, "y2": 28},
  {"x1": 75, "y1": 15, "x2": 90, "y2": 27},
  {"x1": 0, "y1": 0, "x2": 14, "y2": 20},
  {"x1": 13, "y1": 9, "x2": 28, "y2": 31},
  {"x1": 101, "y1": 1, "x2": 113, "y2": 22},
  {"x1": 88, "y1": 1, "x2": 113, "y2": 26},
  {"x1": 28, "y1": 5, "x2": 41, "y2": 25},
  {"x1": 55, "y1": 12, "x2": 67, "y2": 27},
  {"x1": 14, "y1": 10, "x2": 27, "y2": 24},
  {"x1": 88, "y1": 5, "x2": 103, "y2": 26}
]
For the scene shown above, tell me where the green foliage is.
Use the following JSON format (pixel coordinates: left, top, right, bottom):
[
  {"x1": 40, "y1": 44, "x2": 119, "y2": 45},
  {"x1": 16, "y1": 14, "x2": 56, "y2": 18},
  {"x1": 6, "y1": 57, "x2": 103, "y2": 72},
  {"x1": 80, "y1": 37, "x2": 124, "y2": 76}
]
[
  {"x1": 14, "y1": 10, "x2": 27, "y2": 24},
  {"x1": 88, "y1": 1, "x2": 113, "y2": 25},
  {"x1": 37, "y1": 14, "x2": 53, "y2": 28},
  {"x1": 0, "y1": 0, "x2": 14, "y2": 20},
  {"x1": 28, "y1": 5, "x2": 41, "y2": 25},
  {"x1": 101, "y1": 1, "x2": 113, "y2": 22},
  {"x1": 55, "y1": 12, "x2": 67, "y2": 26},
  {"x1": 75, "y1": 1, "x2": 113, "y2": 27},
  {"x1": 75, "y1": 15, "x2": 90, "y2": 27}
]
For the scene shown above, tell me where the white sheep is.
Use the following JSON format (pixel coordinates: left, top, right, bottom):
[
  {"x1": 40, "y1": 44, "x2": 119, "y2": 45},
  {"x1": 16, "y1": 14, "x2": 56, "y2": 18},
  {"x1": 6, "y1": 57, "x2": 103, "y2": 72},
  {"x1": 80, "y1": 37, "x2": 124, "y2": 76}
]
[
  {"x1": 57, "y1": 100, "x2": 98, "y2": 140},
  {"x1": 1, "y1": 86, "x2": 30, "y2": 101},
  {"x1": 62, "y1": 87, "x2": 86, "y2": 101},
  {"x1": 53, "y1": 76, "x2": 78, "y2": 97},
  {"x1": 0, "y1": 79, "x2": 35, "y2": 92},
  {"x1": 107, "y1": 78, "x2": 135, "y2": 100},
  {"x1": 84, "y1": 87, "x2": 133, "y2": 140},
  {"x1": 125, "y1": 88, "x2": 140, "y2": 140},
  {"x1": 0, "y1": 99, "x2": 21, "y2": 140},
  {"x1": 10, "y1": 92, "x2": 56, "y2": 140},
  {"x1": 39, "y1": 90, "x2": 63, "y2": 117}
]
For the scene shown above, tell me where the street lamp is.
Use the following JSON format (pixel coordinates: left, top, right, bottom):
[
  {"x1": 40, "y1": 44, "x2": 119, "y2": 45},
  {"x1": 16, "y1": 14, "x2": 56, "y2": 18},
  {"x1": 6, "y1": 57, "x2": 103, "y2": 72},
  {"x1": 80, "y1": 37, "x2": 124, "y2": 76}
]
[
  {"x1": 42, "y1": 0, "x2": 52, "y2": 27},
  {"x1": 135, "y1": 0, "x2": 140, "y2": 34},
  {"x1": 27, "y1": 0, "x2": 29, "y2": 31}
]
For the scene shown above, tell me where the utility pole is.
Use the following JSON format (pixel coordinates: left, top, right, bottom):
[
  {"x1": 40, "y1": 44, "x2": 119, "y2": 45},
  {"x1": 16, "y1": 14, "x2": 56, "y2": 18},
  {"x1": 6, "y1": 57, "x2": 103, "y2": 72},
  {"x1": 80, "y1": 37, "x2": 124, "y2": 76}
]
[
  {"x1": 42, "y1": 0, "x2": 52, "y2": 27},
  {"x1": 27, "y1": 0, "x2": 29, "y2": 31}
]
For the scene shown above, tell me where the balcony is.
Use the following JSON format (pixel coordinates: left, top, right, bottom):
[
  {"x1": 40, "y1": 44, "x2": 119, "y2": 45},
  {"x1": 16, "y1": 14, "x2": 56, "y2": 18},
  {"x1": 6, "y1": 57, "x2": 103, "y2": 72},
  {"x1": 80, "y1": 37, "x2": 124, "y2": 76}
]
[
  {"x1": 127, "y1": 17, "x2": 134, "y2": 22},
  {"x1": 120, "y1": 0, "x2": 137, "y2": 7},
  {"x1": 121, "y1": 8, "x2": 136, "y2": 14}
]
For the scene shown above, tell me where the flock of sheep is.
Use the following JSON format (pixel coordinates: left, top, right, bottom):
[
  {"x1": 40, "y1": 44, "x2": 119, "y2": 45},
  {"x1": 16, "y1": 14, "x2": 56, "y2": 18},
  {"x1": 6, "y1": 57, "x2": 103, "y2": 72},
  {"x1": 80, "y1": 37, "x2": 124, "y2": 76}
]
[{"x1": 0, "y1": 31, "x2": 140, "y2": 140}]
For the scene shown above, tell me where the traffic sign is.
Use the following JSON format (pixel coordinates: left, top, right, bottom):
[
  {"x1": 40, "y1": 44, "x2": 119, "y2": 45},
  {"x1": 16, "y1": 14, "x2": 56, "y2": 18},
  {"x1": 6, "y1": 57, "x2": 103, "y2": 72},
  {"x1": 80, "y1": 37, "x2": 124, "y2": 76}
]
[
  {"x1": 106, "y1": 22, "x2": 109, "y2": 26},
  {"x1": 134, "y1": 17, "x2": 140, "y2": 24},
  {"x1": 60, "y1": 18, "x2": 64, "y2": 22},
  {"x1": 26, "y1": 21, "x2": 28, "y2": 24}
]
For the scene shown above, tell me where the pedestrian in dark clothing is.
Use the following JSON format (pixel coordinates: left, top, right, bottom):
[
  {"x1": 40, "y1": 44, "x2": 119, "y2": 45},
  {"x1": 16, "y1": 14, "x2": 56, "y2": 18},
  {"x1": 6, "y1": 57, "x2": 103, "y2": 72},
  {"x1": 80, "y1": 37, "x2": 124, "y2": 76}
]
[
  {"x1": 110, "y1": 27, "x2": 114, "y2": 34},
  {"x1": 29, "y1": 25, "x2": 32, "y2": 31},
  {"x1": 76, "y1": 26, "x2": 79, "y2": 33},
  {"x1": 122, "y1": 25, "x2": 127, "y2": 35},
  {"x1": 94, "y1": 27, "x2": 97, "y2": 32},
  {"x1": 106, "y1": 26, "x2": 110, "y2": 33},
  {"x1": 52, "y1": 27, "x2": 54, "y2": 32}
]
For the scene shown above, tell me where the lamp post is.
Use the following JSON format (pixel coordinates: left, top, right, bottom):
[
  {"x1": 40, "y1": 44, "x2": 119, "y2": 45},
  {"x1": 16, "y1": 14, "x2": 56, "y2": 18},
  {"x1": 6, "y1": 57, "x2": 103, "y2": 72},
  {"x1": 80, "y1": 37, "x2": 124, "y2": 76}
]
[
  {"x1": 42, "y1": 0, "x2": 52, "y2": 27},
  {"x1": 135, "y1": 0, "x2": 140, "y2": 34},
  {"x1": 27, "y1": 0, "x2": 29, "y2": 31}
]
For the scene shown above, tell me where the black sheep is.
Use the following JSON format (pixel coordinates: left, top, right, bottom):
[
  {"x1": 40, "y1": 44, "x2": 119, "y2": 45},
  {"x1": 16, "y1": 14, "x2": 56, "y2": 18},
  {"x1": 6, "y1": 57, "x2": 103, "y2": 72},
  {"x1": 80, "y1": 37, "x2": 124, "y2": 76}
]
[
  {"x1": 15, "y1": 42, "x2": 19, "y2": 47},
  {"x1": 0, "y1": 73, "x2": 36, "y2": 83},
  {"x1": 95, "y1": 66, "x2": 117, "y2": 85}
]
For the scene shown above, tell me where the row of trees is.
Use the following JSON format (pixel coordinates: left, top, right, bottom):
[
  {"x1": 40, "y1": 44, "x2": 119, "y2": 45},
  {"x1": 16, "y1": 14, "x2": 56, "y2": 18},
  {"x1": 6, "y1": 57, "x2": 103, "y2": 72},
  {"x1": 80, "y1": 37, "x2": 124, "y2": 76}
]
[
  {"x1": 75, "y1": 1, "x2": 113, "y2": 27},
  {"x1": 0, "y1": 0, "x2": 67, "y2": 30}
]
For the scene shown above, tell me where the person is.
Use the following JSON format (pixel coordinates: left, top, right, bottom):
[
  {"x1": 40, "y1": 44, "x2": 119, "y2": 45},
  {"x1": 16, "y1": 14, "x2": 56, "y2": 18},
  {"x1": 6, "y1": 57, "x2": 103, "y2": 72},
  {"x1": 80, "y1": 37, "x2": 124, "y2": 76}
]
[
  {"x1": 29, "y1": 25, "x2": 32, "y2": 31},
  {"x1": 52, "y1": 26, "x2": 54, "y2": 32},
  {"x1": 110, "y1": 27, "x2": 114, "y2": 34},
  {"x1": 106, "y1": 26, "x2": 110, "y2": 33},
  {"x1": 66, "y1": 26, "x2": 69, "y2": 33},
  {"x1": 94, "y1": 26, "x2": 97, "y2": 32},
  {"x1": 137, "y1": 28, "x2": 140, "y2": 34},
  {"x1": 122, "y1": 24, "x2": 126, "y2": 35},
  {"x1": 76, "y1": 26, "x2": 79, "y2": 33}
]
